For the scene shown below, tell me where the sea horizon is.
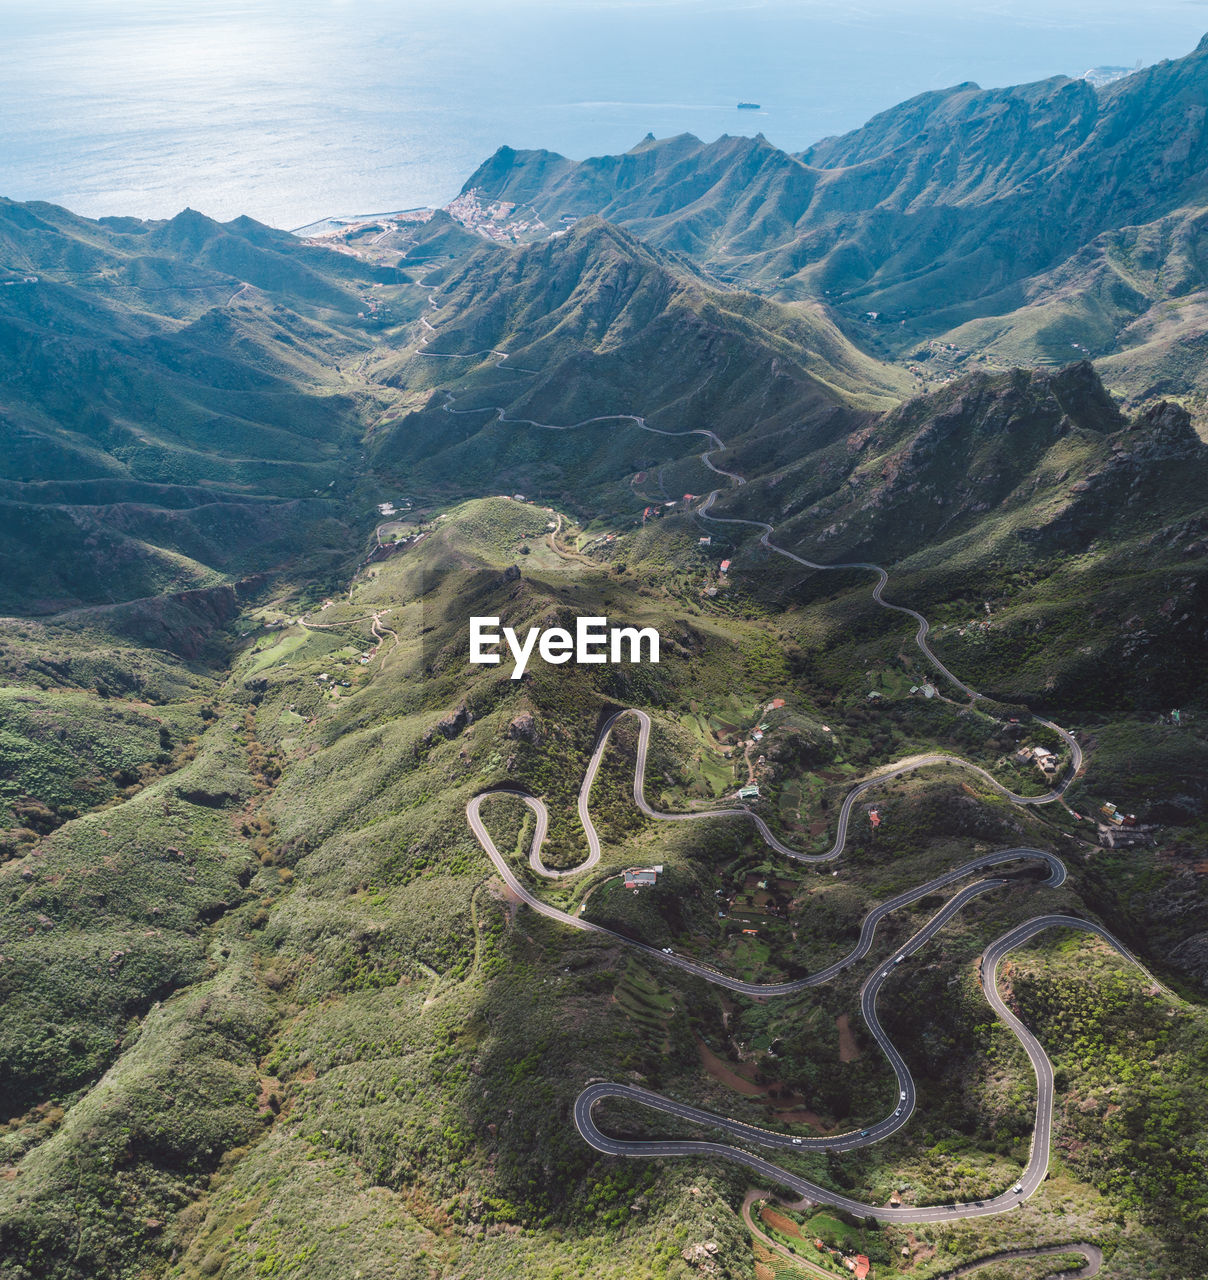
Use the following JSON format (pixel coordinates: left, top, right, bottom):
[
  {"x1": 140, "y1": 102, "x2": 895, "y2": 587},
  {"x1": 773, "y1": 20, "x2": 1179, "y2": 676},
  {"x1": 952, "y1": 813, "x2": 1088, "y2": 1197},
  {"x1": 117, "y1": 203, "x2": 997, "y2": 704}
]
[{"x1": 2, "y1": 0, "x2": 1206, "y2": 230}]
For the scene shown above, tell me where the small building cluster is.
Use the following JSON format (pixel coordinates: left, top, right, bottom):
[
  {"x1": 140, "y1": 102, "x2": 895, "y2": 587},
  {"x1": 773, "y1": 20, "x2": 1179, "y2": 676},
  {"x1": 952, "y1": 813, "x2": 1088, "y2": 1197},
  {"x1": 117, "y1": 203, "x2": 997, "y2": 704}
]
[
  {"x1": 641, "y1": 502, "x2": 677, "y2": 521},
  {"x1": 1098, "y1": 825, "x2": 1149, "y2": 850},
  {"x1": 720, "y1": 870, "x2": 794, "y2": 932},
  {"x1": 446, "y1": 189, "x2": 549, "y2": 243},
  {"x1": 812, "y1": 1239, "x2": 871, "y2": 1278},
  {"x1": 1013, "y1": 744, "x2": 1060, "y2": 779},
  {"x1": 1096, "y1": 801, "x2": 1156, "y2": 849},
  {"x1": 623, "y1": 865, "x2": 663, "y2": 889},
  {"x1": 1101, "y1": 801, "x2": 1136, "y2": 827}
]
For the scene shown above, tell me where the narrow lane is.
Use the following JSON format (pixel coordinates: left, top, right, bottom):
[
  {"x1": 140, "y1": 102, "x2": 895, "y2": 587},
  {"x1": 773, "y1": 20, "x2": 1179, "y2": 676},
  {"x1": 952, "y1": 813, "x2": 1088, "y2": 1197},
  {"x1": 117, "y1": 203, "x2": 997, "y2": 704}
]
[
  {"x1": 470, "y1": 764, "x2": 1172, "y2": 1225},
  {"x1": 571, "y1": 915, "x2": 1159, "y2": 1223},
  {"x1": 431, "y1": 301, "x2": 1145, "y2": 1224}
]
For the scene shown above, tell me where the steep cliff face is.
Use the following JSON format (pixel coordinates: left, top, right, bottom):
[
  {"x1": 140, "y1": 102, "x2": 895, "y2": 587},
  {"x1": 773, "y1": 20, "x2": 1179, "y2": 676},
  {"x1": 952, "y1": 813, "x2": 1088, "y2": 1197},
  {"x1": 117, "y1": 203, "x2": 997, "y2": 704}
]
[
  {"x1": 455, "y1": 36, "x2": 1208, "y2": 389},
  {"x1": 370, "y1": 218, "x2": 902, "y2": 497},
  {"x1": 800, "y1": 76, "x2": 1097, "y2": 173},
  {"x1": 0, "y1": 199, "x2": 399, "y2": 616},
  {"x1": 1039, "y1": 400, "x2": 1208, "y2": 544},
  {"x1": 718, "y1": 363, "x2": 1139, "y2": 564},
  {"x1": 800, "y1": 44, "x2": 1208, "y2": 235},
  {"x1": 54, "y1": 583, "x2": 251, "y2": 660}
]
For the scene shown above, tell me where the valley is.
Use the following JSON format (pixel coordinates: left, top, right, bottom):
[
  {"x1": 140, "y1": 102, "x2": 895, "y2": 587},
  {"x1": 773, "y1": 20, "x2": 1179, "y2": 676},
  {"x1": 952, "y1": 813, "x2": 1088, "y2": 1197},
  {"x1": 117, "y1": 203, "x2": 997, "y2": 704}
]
[{"x1": 1, "y1": 42, "x2": 1207, "y2": 1280}]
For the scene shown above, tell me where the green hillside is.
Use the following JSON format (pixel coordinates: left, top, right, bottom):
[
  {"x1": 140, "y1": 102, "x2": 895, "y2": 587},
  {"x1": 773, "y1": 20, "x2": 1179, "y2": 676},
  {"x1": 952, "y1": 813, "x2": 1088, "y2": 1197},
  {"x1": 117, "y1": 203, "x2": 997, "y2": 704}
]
[
  {"x1": 0, "y1": 199, "x2": 419, "y2": 614},
  {"x1": 455, "y1": 35, "x2": 1208, "y2": 405},
  {"x1": 0, "y1": 55, "x2": 1206, "y2": 1280}
]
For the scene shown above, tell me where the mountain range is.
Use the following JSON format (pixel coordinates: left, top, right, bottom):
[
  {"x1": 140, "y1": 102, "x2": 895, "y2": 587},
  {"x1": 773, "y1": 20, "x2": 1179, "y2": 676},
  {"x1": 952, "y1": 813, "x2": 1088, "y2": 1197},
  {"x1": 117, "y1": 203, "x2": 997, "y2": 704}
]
[
  {"x1": 0, "y1": 34, "x2": 1206, "y2": 1280},
  {"x1": 454, "y1": 34, "x2": 1208, "y2": 399}
]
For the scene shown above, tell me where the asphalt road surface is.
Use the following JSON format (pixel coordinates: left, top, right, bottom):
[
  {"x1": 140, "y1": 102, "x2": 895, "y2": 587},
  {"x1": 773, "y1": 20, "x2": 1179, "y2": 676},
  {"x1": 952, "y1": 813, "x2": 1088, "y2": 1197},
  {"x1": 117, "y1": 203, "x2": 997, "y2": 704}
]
[
  {"x1": 434, "y1": 301, "x2": 1152, "y2": 1225},
  {"x1": 572, "y1": 914, "x2": 1153, "y2": 1223},
  {"x1": 470, "y1": 786, "x2": 1066, "y2": 999},
  {"x1": 522, "y1": 705, "x2": 1078, "y2": 882},
  {"x1": 469, "y1": 766, "x2": 1160, "y2": 1222}
]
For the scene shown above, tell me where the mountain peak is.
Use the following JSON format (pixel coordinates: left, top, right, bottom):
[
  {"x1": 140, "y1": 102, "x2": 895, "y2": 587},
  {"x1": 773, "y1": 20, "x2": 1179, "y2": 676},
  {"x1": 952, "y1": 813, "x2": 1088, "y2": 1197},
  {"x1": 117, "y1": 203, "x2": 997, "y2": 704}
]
[
  {"x1": 459, "y1": 145, "x2": 572, "y2": 199},
  {"x1": 1044, "y1": 360, "x2": 1124, "y2": 432},
  {"x1": 152, "y1": 207, "x2": 224, "y2": 251},
  {"x1": 1128, "y1": 400, "x2": 1204, "y2": 457}
]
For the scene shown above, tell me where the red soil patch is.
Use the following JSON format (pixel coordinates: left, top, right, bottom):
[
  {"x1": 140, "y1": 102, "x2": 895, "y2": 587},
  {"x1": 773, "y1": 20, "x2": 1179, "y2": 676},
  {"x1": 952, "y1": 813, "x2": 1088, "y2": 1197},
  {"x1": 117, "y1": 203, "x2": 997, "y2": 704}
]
[
  {"x1": 697, "y1": 1037, "x2": 764, "y2": 1095},
  {"x1": 698, "y1": 1040, "x2": 829, "y2": 1130},
  {"x1": 760, "y1": 1207, "x2": 803, "y2": 1238},
  {"x1": 500, "y1": 883, "x2": 524, "y2": 923},
  {"x1": 837, "y1": 1013, "x2": 860, "y2": 1062}
]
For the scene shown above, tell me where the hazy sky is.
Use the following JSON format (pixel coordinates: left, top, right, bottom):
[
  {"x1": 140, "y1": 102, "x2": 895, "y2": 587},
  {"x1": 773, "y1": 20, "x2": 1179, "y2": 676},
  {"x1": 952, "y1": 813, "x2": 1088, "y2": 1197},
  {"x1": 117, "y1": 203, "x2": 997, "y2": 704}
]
[{"x1": 2, "y1": 0, "x2": 1205, "y2": 225}]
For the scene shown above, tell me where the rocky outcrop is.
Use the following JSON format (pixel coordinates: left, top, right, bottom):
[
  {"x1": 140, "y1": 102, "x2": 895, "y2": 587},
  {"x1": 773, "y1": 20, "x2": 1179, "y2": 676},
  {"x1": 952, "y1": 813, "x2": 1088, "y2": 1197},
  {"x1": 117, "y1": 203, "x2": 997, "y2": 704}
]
[
  {"x1": 1170, "y1": 931, "x2": 1208, "y2": 989},
  {"x1": 505, "y1": 711, "x2": 540, "y2": 744},
  {"x1": 1040, "y1": 399, "x2": 1208, "y2": 548},
  {"x1": 680, "y1": 1241, "x2": 723, "y2": 1273},
  {"x1": 54, "y1": 584, "x2": 242, "y2": 659},
  {"x1": 425, "y1": 703, "x2": 473, "y2": 743},
  {"x1": 1121, "y1": 400, "x2": 1203, "y2": 460}
]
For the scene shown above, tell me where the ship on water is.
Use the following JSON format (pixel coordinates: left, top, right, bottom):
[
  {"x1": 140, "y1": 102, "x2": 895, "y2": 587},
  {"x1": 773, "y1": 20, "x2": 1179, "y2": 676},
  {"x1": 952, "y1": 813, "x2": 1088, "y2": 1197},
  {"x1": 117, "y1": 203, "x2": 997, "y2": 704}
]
[{"x1": 737, "y1": 101, "x2": 760, "y2": 110}]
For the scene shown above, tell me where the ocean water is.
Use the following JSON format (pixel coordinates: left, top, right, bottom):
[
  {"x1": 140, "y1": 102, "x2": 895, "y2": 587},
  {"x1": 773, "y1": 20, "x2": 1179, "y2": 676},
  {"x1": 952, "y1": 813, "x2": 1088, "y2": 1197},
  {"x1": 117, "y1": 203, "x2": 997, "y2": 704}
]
[{"x1": 1, "y1": 0, "x2": 1205, "y2": 229}]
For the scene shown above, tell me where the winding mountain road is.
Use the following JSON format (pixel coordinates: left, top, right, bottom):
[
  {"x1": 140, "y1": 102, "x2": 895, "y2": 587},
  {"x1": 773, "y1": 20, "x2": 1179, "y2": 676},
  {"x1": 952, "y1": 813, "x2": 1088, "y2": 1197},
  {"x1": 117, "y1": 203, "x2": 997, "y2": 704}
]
[
  {"x1": 430, "y1": 302, "x2": 1162, "y2": 1225},
  {"x1": 522, "y1": 706, "x2": 1076, "y2": 882},
  {"x1": 931, "y1": 1242, "x2": 1103, "y2": 1279},
  {"x1": 469, "y1": 756, "x2": 1159, "y2": 1222},
  {"x1": 470, "y1": 784, "x2": 1067, "y2": 997}
]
